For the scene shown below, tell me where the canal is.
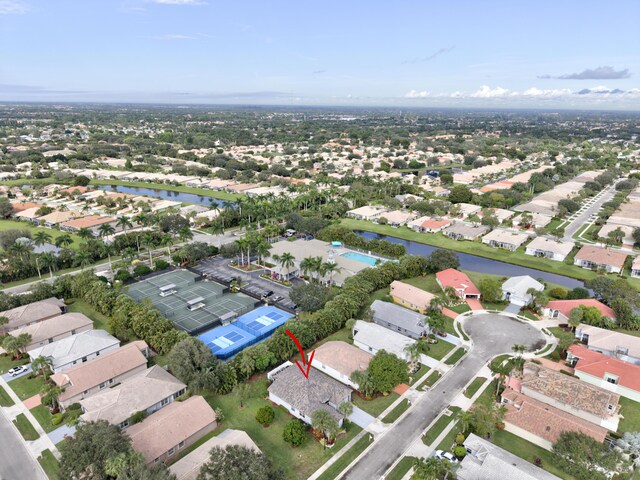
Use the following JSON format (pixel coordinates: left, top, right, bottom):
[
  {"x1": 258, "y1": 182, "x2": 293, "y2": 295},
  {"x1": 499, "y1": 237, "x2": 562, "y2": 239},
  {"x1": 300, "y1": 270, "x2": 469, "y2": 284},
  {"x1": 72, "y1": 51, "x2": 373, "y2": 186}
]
[
  {"x1": 96, "y1": 185, "x2": 225, "y2": 207},
  {"x1": 356, "y1": 230, "x2": 586, "y2": 290}
]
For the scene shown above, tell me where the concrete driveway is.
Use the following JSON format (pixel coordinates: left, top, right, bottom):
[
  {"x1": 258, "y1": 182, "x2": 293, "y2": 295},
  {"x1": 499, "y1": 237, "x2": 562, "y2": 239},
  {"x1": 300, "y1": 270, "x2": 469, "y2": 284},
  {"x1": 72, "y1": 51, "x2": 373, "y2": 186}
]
[
  {"x1": 341, "y1": 313, "x2": 545, "y2": 480},
  {"x1": 348, "y1": 406, "x2": 375, "y2": 429},
  {"x1": 2, "y1": 364, "x2": 32, "y2": 383}
]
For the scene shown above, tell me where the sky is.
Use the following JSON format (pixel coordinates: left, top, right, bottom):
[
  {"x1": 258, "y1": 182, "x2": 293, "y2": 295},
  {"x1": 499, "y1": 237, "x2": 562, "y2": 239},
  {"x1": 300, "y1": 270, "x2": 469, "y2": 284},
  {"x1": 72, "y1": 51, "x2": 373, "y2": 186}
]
[{"x1": 1, "y1": 0, "x2": 639, "y2": 109}]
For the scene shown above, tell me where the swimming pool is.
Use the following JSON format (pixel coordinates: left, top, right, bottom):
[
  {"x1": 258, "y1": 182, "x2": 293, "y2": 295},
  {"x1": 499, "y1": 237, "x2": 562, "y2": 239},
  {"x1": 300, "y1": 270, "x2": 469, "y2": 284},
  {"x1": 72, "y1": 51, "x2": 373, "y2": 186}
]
[{"x1": 340, "y1": 251, "x2": 383, "y2": 266}]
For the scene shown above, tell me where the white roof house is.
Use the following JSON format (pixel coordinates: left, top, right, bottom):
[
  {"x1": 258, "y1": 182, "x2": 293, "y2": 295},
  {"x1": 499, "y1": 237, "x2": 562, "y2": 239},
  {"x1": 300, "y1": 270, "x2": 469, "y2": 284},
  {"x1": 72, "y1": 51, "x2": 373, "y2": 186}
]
[
  {"x1": 525, "y1": 236, "x2": 574, "y2": 262},
  {"x1": 482, "y1": 229, "x2": 530, "y2": 251},
  {"x1": 352, "y1": 320, "x2": 414, "y2": 361},
  {"x1": 501, "y1": 276, "x2": 544, "y2": 307},
  {"x1": 346, "y1": 205, "x2": 388, "y2": 221}
]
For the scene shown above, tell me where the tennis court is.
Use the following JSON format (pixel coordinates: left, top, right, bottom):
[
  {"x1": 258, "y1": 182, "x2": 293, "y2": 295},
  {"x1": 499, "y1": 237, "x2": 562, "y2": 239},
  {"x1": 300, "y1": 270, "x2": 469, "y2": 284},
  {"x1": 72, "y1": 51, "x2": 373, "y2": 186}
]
[
  {"x1": 235, "y1": 306, "x2": 294, "y2": 341},
  {"x1": 197, "y1": 324, "x2": 255, "y2": 359},
  {"x1": 126, "y1": 270, "x2": 258, "y2": 335}
]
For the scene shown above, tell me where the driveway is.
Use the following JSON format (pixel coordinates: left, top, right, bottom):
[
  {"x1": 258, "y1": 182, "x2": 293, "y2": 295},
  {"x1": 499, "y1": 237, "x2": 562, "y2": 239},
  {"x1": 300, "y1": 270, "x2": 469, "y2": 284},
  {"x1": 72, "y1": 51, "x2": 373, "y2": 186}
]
[
  {"x1": 342, "y1": 313, "x2": 545, "y2": 480},
  {"x1": 348, "y1": 406, "x2": 375, "y2": 429},
  {"x1": 2, "y1": 365, "x2": 32, "y2": 383},
  {"x1": 503, "y1": 303, "x2": 521, "y2": 315}
]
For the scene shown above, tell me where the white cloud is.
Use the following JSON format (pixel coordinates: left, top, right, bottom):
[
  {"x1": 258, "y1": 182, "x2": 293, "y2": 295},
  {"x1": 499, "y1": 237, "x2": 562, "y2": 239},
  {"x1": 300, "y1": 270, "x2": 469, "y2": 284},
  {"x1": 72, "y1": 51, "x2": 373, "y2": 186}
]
[
  {"x1": 0, "y1": 0, "x2": 29, "y2": 14},
  {"x1": 147, "y1": 0, "x2": 206, "y2": 5},
  {"x1": 521, "y1": 87, "x2": 572, "y2": 97},
  {"x1": 405, "y1": 89, "x2": 430, "y2": 98},
  {"x1": 470, "y1": 85, "x2": 512, "y2": 98}
]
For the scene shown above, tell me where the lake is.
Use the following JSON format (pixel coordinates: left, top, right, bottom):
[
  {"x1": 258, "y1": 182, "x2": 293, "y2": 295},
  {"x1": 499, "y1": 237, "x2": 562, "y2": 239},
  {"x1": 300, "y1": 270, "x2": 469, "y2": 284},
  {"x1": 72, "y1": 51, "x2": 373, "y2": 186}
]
[
  {"x1": 96, "y1": 185, "x2": 225, "y2": 207},
  {"x1": 355, "y1": 230, "x2": 585, "y2": 290}
]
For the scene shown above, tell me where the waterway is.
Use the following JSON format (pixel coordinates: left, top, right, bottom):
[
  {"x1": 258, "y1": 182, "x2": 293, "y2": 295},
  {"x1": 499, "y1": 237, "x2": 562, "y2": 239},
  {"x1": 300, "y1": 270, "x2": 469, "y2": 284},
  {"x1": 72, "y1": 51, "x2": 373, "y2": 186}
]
[
  {"x1": 96, "y1": 185, "x2": 225, "y2": 207},
  {"x1": 355, "y1": 230, "x2": 585, "y2": 290}
]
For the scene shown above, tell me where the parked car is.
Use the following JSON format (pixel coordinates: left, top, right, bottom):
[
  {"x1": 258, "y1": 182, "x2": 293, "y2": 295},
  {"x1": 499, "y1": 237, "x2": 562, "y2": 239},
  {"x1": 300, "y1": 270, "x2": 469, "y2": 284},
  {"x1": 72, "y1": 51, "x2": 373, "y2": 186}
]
[
  {"x1": 271, "y1": 295, "x2": 283, "y2": 302},
  {"x1": 8, "y1": 365, "x2": 28, "y2": 377},
  {"x1": 263, "y1": 290, "x2": 274, "y2": 297},
  {"x1": 434, "y1": 450, "x2": 459, "y2": 463}
]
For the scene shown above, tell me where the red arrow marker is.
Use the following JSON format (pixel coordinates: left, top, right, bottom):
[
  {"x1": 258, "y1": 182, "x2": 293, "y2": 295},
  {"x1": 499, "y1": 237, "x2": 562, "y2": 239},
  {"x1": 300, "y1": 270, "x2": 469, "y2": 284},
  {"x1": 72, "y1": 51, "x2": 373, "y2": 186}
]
[{"x1": 286, "y1": 329, "x2": 315, "y2": 379}]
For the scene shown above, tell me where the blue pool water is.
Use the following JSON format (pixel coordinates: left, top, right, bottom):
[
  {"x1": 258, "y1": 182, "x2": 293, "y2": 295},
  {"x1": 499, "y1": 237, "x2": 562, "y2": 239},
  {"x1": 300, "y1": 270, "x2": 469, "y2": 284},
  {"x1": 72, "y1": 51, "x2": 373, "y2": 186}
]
[{"x1": 340, "y1": 251, "x2": 382, "y2": 266}]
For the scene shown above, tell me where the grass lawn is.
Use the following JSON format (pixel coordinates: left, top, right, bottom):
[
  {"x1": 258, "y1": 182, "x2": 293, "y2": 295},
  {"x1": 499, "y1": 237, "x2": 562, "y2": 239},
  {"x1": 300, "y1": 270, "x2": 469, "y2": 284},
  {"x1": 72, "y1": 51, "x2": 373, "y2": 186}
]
[
  {"x1": 316, "y1": 434, "x2": 373, "y2": 480},
  {"x1": 519, "y1": 309, "x2": 539, "y2": 321},
  {"x1": 352, "y1": 392, "x2": 399, "y2": 418},
  {"x1": 409, "y1": 364, "x2": 429, "y2": 386},
  {"x1": 382, "y1": 399, "x2": 411, "y2": 424},
  {"x1": 0, "y1": 219, "x2": 83, "y2": 249},
  {"x1": 464, "y1": 377, "x2": 487, "y2": 399},
  {"x1": 0, "y1": 384, "x2": 15, "y2": 406},
  {"x1": 8, "y1": 373, "x2": 47, "y2": 401},
  {"x1": 385, "y1": 456, "x2": 417, "y2": 480},
  {"x1": 30, "y1": 404, "x2": 60, "y2": 433},
  {"x1": 481, "y1": 302, "x2": 507, "y2": 311},
  {"x1": 88, "y1": 179, "x2": 240, "y2": 201},
  {"x1": 422, "y1": 406, "x2": 461, "y2": 446},
  {"x1": 204, "y1": 377, "x2": 362, "y2": 480},
  {"x1": 435, "y1": 420, "x2": 461, "y2": 451},
  {"x1": 13, "y1": 413, "x2": 39, "y2": 441},
  {"x1": 491, "y1": 429, "x2": 575, "y2": 480},
  {"x1": 423, "y1": 370, "x2": 441, "y2": 388},
  {"x1": 619, "y1": 397, "x2": 640, "y2": 433},
  {"x1": 403, "y1": 275, "x2": 440, "y2": 293},
  {"x1": 448, "y1": 303, "x2": 471, "y2": 314},
  {"x1": 425, "y1": 339, "x2": 456, "y2": 361},
  {"x1": 37, "y1": 449, "x2": 59, "y2": 480},
  {"x1": 444, "y1": 347, "x2": 466, "y2": 365},
  {"x1": 442, "y1": 316, "x2": 459, "y2": 338},
  {"x1": 0, "y1": 355, "x2": 29, "y2": 375},
  {"x1": 66, "y1": 298, "x2": 111, "y2": 332}
]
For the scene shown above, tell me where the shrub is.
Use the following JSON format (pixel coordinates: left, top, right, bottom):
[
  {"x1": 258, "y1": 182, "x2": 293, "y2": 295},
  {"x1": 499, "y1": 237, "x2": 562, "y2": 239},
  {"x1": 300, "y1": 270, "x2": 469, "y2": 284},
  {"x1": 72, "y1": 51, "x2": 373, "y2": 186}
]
[
  {"x1": 453, "y1": 445, "x2": 467, "y2": 459},
  {"x1": 66, "y1": 403, "x2": 82, "y2": 411},
  {"x1": 214, "y1": 408, "x2": 224, "y2": 423},
  {"x1": 130, "y1": 411, "x2": 147, "y2": 424},
  {"x1": 550, "y1": 350, "x2": 561, "y2": 361},
  {"x1": 283, "y1": 419, "x2": 307, "y2": 447},
  {"x1": 133, "y1": 265, "x2": 152, "y2": 277},
  {"x1": 114, "y1": 269, "x2": 132, "y2": 282},
  {"x1": 534, "y1": 457, "x2": 543, "y2": 467},
  {"x1": 154, "y1": 259, "x2": 170, "y2": 271},
  {"x1": 455, "y1": 433, "x2": 465, "y2": 445},
  {"x1": 256, "y1": 406, "x2": 275, "y2": 426},
  {"x1": 51, "y1": 413, "x2": 64, "y2": 426},
  {"x1": 549, "y1": 288, "x2": 567, "y2": 299}
]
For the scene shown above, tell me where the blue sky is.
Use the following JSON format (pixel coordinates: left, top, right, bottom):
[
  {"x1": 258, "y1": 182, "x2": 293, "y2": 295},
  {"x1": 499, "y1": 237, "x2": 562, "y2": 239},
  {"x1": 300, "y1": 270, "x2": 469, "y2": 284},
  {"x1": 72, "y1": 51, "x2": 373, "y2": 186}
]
[{"x1": 1, "y1": 0, "x2": 639, "y2": 109}]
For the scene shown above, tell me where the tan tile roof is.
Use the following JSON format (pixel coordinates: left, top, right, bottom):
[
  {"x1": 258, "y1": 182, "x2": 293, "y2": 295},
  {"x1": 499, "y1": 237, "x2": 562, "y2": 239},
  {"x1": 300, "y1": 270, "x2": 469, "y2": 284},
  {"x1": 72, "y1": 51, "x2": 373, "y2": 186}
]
[
  {"x1": 575, "y1": 246, "x2": 627, "y2": 268},
  {"x1": 10, "y1": 312, "x2": 92, "y2": 348},
  {"x1": 40, "y1": 210, "x2": 83, "y2": 225},
  {"x1": 127, "y1": 396, "x2": 217, "y2": 463},
  {"x1": 312, "y1": 341, "x2": 372, "y2": 378},
  {"x1": 61, "y1": 215, "x2": 116, "y2": 229},
  {"x1": 0, "y1": 297, "x2": 65, "y2": 330},
  {"x1": 390, "y1": 281, "x2": 435, "y2": 311}
]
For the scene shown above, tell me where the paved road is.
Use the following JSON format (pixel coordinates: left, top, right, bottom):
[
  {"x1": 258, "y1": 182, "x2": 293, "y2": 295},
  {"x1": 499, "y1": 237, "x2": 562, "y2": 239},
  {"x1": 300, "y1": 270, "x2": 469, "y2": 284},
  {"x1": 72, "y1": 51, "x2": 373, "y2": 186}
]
[
  {"x1": 342, "y1": 314, "x2": 544, "y2": 480},
  {"x1": 0, "y1": 410, "x2": 47, "y2": 480},
  {"x1": 562, "y1": 185, "x2": 616, "y2": 242}
]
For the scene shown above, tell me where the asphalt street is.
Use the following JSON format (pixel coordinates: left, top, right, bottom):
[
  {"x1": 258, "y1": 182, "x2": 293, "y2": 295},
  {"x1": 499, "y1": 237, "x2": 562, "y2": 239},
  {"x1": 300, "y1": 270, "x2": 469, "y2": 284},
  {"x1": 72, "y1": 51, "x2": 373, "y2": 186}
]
[
  {"x1": 0, "y1": 410, "x2": 46, "y2": 480},
  {"x1": 342, "y1": 313, "x2": 544, "y2": 480}
]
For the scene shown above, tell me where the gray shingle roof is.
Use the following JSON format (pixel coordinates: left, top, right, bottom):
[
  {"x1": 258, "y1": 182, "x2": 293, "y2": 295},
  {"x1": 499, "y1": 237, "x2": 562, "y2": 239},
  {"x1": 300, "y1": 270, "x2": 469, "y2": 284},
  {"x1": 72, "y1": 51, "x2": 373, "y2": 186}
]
[{"x1": 371, "y1": 300, "x2": 427, "y2": 337}]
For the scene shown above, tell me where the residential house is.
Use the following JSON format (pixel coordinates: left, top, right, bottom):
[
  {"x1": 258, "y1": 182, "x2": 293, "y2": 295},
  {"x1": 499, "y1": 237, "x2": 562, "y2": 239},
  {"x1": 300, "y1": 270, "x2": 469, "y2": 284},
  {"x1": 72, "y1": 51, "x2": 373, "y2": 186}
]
[
  {"x1": 377, "y1": 209, "x2": 416, "y2": 227},
  {"x1": 435, "y1": 268, "x2": 480, "y2": 299},
  {"x1": 61, "y1": 215, "x2": 117, "y2": 235},
  {"x1": 567, "y1": 344, "x2": 640, "y2": 403},
  {"x1": 9, "y1": 312, "x2": 93, "y2": 350},
  {"x1": 389, "y1": 280, "x2": 435, "y2": 314},
  {"x1": 14, "y1": 207, "x2": 43, "y2": 223},
  {"x1": 516, "y1": 361, "x2": 621, "y2": 431},
  {"x1": 352, "y1": 320, "x2": 415, "y2": 361},
  {"x1": 52, "y1": 341, "x2": 149, "y2": 409},
  {"x1": 0, "y1": 297, "x2": 66, "y2": 332},
  {"x1": 169, "y1": 429, "x2": 260, "y2": 480},
  {"x1": 407, "y1": 216, "x2": 451, "y2": 233},
  {"x1": 501, "y1": 388, "x2": 608, "y2": 449},
  {"x1": 27, "y1": 330, "x2": 121, "y2": 373},
  {"x1": 80, "y1": 366, "x2": 187, "y2": 429},
  {"x1": 370, "y1": 300, "x2": 429, "y2": 339},
  {"x1": 40, "y1": 210, "x2": 84, "y2": 228},
  {"x1": 543, "y1": 299, "x2": 616, "y2": 323},
  {"x1": 573, "y1": 245, "x2": 627, "y2": 274},
  {"x1": 631, "y1": 257, "x2": 640, "y2": 278},
  {"x1": 442, "y1": 222, "x2": 489, "y2": 241},
  {"x1": 127, "y1": 395, "x2": 217, "y2": 464},
  {"x1": 512, "y1": 211, "x2": 553, "y2": 230},
  {"x1": 525, "y1": 237, "x2": 574, "y2": 262},
  {"x1": 501, "y1": 276, "x2": 544, "y2": 306},
  {"x1": 481, "y1": 229, "x2": 530, "y2": 251},
  {"x1": 575, "y1": 324, "x2": 640, "y2": 365},
  {"x1": 310, "y1": 341, "x2": 372, "y2": 389},
  {"x1": 346, "y1": 205, "x2": 388, "y2": 221},
  {"x1": 454, "y1": 203, "x2": 483, "y2": 219},
  {"x1": 479, "y1": 207, "x2": 514, "y2": 224},
  {"x1": 267, "y1": 362, "x2": 351, "y2": 426},
  {"x1": 457, "y1": 433, "x2": 562, "y2": 480}
]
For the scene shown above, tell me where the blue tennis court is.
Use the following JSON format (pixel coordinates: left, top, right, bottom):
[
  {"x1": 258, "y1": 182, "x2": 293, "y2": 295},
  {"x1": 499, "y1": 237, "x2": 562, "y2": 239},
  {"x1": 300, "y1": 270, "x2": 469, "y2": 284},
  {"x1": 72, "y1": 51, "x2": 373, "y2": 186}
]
[
  {"x1": 235, "y1": 306, "x2": 294, "y2": 340},
  {"x1": 197, "y1": 324, "x2": 254, "y2": 359}
]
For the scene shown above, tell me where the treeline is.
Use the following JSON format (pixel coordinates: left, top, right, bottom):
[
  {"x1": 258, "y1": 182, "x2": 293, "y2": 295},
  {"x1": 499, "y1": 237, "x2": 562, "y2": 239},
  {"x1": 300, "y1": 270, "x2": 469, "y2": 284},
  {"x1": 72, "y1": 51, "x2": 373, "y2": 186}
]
[{"x1": 316, "y1": 224, "x2": 406, "y2": 258}]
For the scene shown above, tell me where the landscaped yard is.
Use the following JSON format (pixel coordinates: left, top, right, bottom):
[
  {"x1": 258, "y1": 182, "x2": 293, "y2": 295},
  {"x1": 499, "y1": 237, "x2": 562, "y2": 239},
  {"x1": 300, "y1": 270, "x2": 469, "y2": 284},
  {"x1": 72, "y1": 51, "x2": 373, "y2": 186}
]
[
  {"x1": 422, "y1": 406, "x2": 461, "y2": 446},
  {"x1": 442, "y1": 316, "x2": 459, "y2": 337},
  {"x1": 0, "y1": 219, "x2": 83, "y2": 249},
  {"x1": 13, "y1": 413, "x2": 39, "y2": 441},
  {"x1": 409, "y1": 364, "x2": 429, "y2": 385},
  {"x1": 30, "y1": 404, "x2": 61, "y2": 433},
  {"x1": 444, "y1": 347, "x2": 466, "y2": 365},
  {"x1": 403, "y1": 275, "x2": 440, "y2": 293},
  {"x1": 66, "y1": 298, "x2": 111, "y2": 332},
  {"x1": 422, "y1": 370, "x2": 441, "y2": 388},
  {"x1": 385, "y1": 456, "x2": 417, "y2": 480},
  {"x1": 424, "y1": 339, "x2": 455, "y2": 361},
  {"x1": 448, "y1": 303, "x2": 471, "y2": 314},
  {"x1": 352, "y1": 392, "x2": 399, "y2": 418},
  {"x1": 464, "y1": 377, "x2": 487, "y2": 399},
  {"x1": 7, "y1": 373, "x2": 47, "y2": 401},
  {"x1": 37, "y1": 449, "x2": 59, "y2": 480},
  {"x1": 0, "y1": 384, "x2": 15, "y2": 407},
  {"x1": 203, "y1": 376, "x2": 363, "y2": 480},
  {"x1": 619, "y1": 396, "x2": 640, "y2": 433},
  {"x1": 382, "y1": 399, "x2": 411, "y2": 424},
  {"x1": 316, "y1": 434, "x2": 373, "y2": 480},
  {"x1": 0, "y1": 354, "x2": 30, "y2": 375}
]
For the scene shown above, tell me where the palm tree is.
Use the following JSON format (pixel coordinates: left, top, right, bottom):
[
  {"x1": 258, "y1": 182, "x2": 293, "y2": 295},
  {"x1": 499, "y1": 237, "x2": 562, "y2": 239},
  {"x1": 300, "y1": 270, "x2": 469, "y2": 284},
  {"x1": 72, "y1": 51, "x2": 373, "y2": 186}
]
[
  {"x1": 490, "y1": 361, "x2": 513, "y2": 395},
  {"x1": 142, "y1": 233, "x2": 155, "y2": 267},
  {"x1": 55, "y1": 234, "x2": 73, "y2": 248},
  {"x1": 39, "y1": 252, "x2": 56, "y2": 279},
  {"x1": 31, "y1": 356, "x2": 53, "y2": 381},
  {"x1": 255, "y1": 241, "x2": 270, "y2": 266},
  {"x1": 116, "y1": 215, "x2": 133, "y2": 235},
  {"x1": 429, "y1": 296, "x2": 445, "y2": 313},
  {"x1": 40, "y1": 383, "x2": 63, "y2": 414},
  {"x1": 33, "y1": 231, "x2": 52, "y2": 246},
  {"x1": 310, "y1": 409, "x2": 340, "y2": 446},
  {"x1": 102, "y1": 243, "x2": 115, "y2": 272},
  {"x1": 98, "y1": 222, "x2": 115, "y2": 240},
  {"x1": 404, "y1": 340, "x2": 423, "y2": 372},
  {"x1": 77, "y1": 228, "x2": 93, "y2": 240},
  {"x1": 300, "y1": 257, "x2": 314, "y2": 281},
  {"x1": 278, "y1": 252, "x2": 296, "y2": 281},
  {"x1": 456, "y1": 410, "x2": 473, "y2": 434},
  {"x1": 178, "y1": 226, "x2": 193, "y2": 243},
  {"x1": 75, "y1": 250, "x2": 92, "y2": 270},
  {"x1": 9, "y1": 241, "x2": 30, "y2": 263},
  {"x1": 160, "y1": 234, "x2": 174, "y2": 258},
  {"x1": 0, "y1": 316, "x2": 8, "y2": 336},
  {"x1": 321, "y1": 261, "x2": 341, "y2": 286},
  {"x1": 235, "y1": 238, "x2": 248, "y2": 266}
]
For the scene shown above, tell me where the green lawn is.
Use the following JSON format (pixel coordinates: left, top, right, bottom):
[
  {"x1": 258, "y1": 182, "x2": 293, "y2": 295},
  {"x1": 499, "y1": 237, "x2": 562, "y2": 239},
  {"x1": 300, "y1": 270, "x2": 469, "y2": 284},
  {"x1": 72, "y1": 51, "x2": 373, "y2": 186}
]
[
  {"x1": 442, "y1": 316, "x2": 459, "y2": 338},
  {"x1": 13, "y1": 413, "x2": 39, "y2": 441},
  {"x1": 204, "y1": 377, "x2": 362, "y2": 480},
  {"x1": 88, "y1": 179, "x2": 240, "y2": 201},
  {"x1": 448, "y1": 303, "x2": 471, "y2": 314},
  {"x1": 8, "y1": 373, "x2": 47, "y2": 401},
  {"x1": 0, "y1": 219, "x2": 83, "y2": 249},
  {"x1": 403, "y1": 275, "x2": 440, "y2": 293},
  {"x1": 619, "y1": 397, "x2": 640, "y2": 433},
  {"x1": 423, "y1": 370, "x2": 442, "y2": 388},
  {"x1": 382, "y1": 399, "x2": 411, "y2": 424},
  {"x1": 491, "y1": 429, "x2": 576, "y2": 480},
  {"x1": 519, "y1": 309, "x2": 539, "y2": 321},
  {"x1": 0, "y1": 384, "x2": 15, "y2": 407},
  {"x1": 444, "y1": 347, "x2": 466, "y2": 365},
  {"x1": 481, "y1": 302, "x2": 507, "y2": 311},
  {"x1": 409, "y1": 364, "x2": 430, "y2": 385},
  {"x1": 352, "y1": 392, "x2": 400, "y2": 418},
  {"x1": 316, "y1": 434, "x2": 373, "y2": 480},
  {"x1": 435, "y1": 420, "x2": 462, "y2": 451},
  {"x1": 30, "y1": 404, "x2": 61, "y2": 433},
  {"x1": 464, "y1": 377, "x2": 487, "y2": 399},
  {"x1": 37, "y1": 449, "x2": 59, "y2": 480},
  {"x1": 385, "y1": 456, "x2": 417, "y2": 480},
  {"x1": 0, "y1": 355, "x2": 29, "y2": 375},
  {"x1": 424, "y1": 339, "x2": 456, "y2": 361},
  {"x1": 66, "y1": 298, "x2": 111, "y2": 332},
  {"x1": 422, "y1": 406, "x2": 461, "y2": 446}
]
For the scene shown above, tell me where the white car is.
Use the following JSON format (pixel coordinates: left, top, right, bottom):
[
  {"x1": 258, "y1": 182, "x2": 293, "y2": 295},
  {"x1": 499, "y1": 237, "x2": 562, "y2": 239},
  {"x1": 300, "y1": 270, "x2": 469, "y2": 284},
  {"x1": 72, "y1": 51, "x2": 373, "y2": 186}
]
[
  {"x1": 8, "y1": 365, "x2": 28, "y2": 377},
  {"x1": 434, "y1": 450, "x2": 459, "y2": 463}
]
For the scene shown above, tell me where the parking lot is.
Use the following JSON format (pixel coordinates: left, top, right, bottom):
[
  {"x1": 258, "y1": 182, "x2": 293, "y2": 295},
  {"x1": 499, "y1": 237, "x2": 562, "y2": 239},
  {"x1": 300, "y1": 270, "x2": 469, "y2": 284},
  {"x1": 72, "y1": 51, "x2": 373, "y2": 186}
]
[{"x1": 193, "y1": 257, "x2": 298, "y2": 312}]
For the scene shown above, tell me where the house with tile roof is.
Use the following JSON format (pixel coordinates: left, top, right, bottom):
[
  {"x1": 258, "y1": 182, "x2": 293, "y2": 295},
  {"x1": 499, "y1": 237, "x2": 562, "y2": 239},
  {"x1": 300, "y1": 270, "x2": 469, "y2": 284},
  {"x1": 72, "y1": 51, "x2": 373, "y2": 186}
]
[
  {"x1": 435, "y1": 268, "x2": 480, "y2": 299},
  {"x1": 573, "y1": 245, "x2": 627, "y2": 274},
  {"x1": 407, "y1": 216, "x2": 451, "y2": 233},
  {"x1": 9, "y1": 312, "x2": 93, "y2": 350},
  {"x1": 0, "y1": 297, "x2": 66, "y2": 332},
  {"x1": 482, "y1": 228, "x2": 530, "y2": 251},
  {"x1": 40, "y1": 210, "x2": 84, "y2": 227},
  {"x1": 346, "y1": 205, "x2": 389, "y2": 221},
  {"x1": 501, "y1": 276, "x2": 544, "y2": 307},
  {"x1": 567, "y1": 344, "x2": 640, "y2": 403},
  {"x1": 61, "y1": 215, "x2": 117, "y2": 235},
  {"x1": 127, "y1": 395, "x2": 217, "y2": 464},
  {"x1": 267, "y1": 362, "x2": 352, "y2": 426},
  {"x1": 389, "y1": 280, "x2": 436, "y2": 314},
  {"x1": 377, "y1": 209, "x2": 416, "y2": 227},
  {"x1": 543, "y1": 299, "x2": 616, "y2": 323},
  {"x1": 575, "y1": 324, "x2": 640, "y2": 365},
  {"x1": 525, "y1": 236, "x2": 574, "y2": 262},
  {"x1": 442, "y1": 222, "x2": 489, "y2": 241},
  {"x1": 310, "y1": 341, "x2": 372, "y2": 389},
  {"x1": 631, "y1": 257, "x2": 640, "y2": 278}
]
